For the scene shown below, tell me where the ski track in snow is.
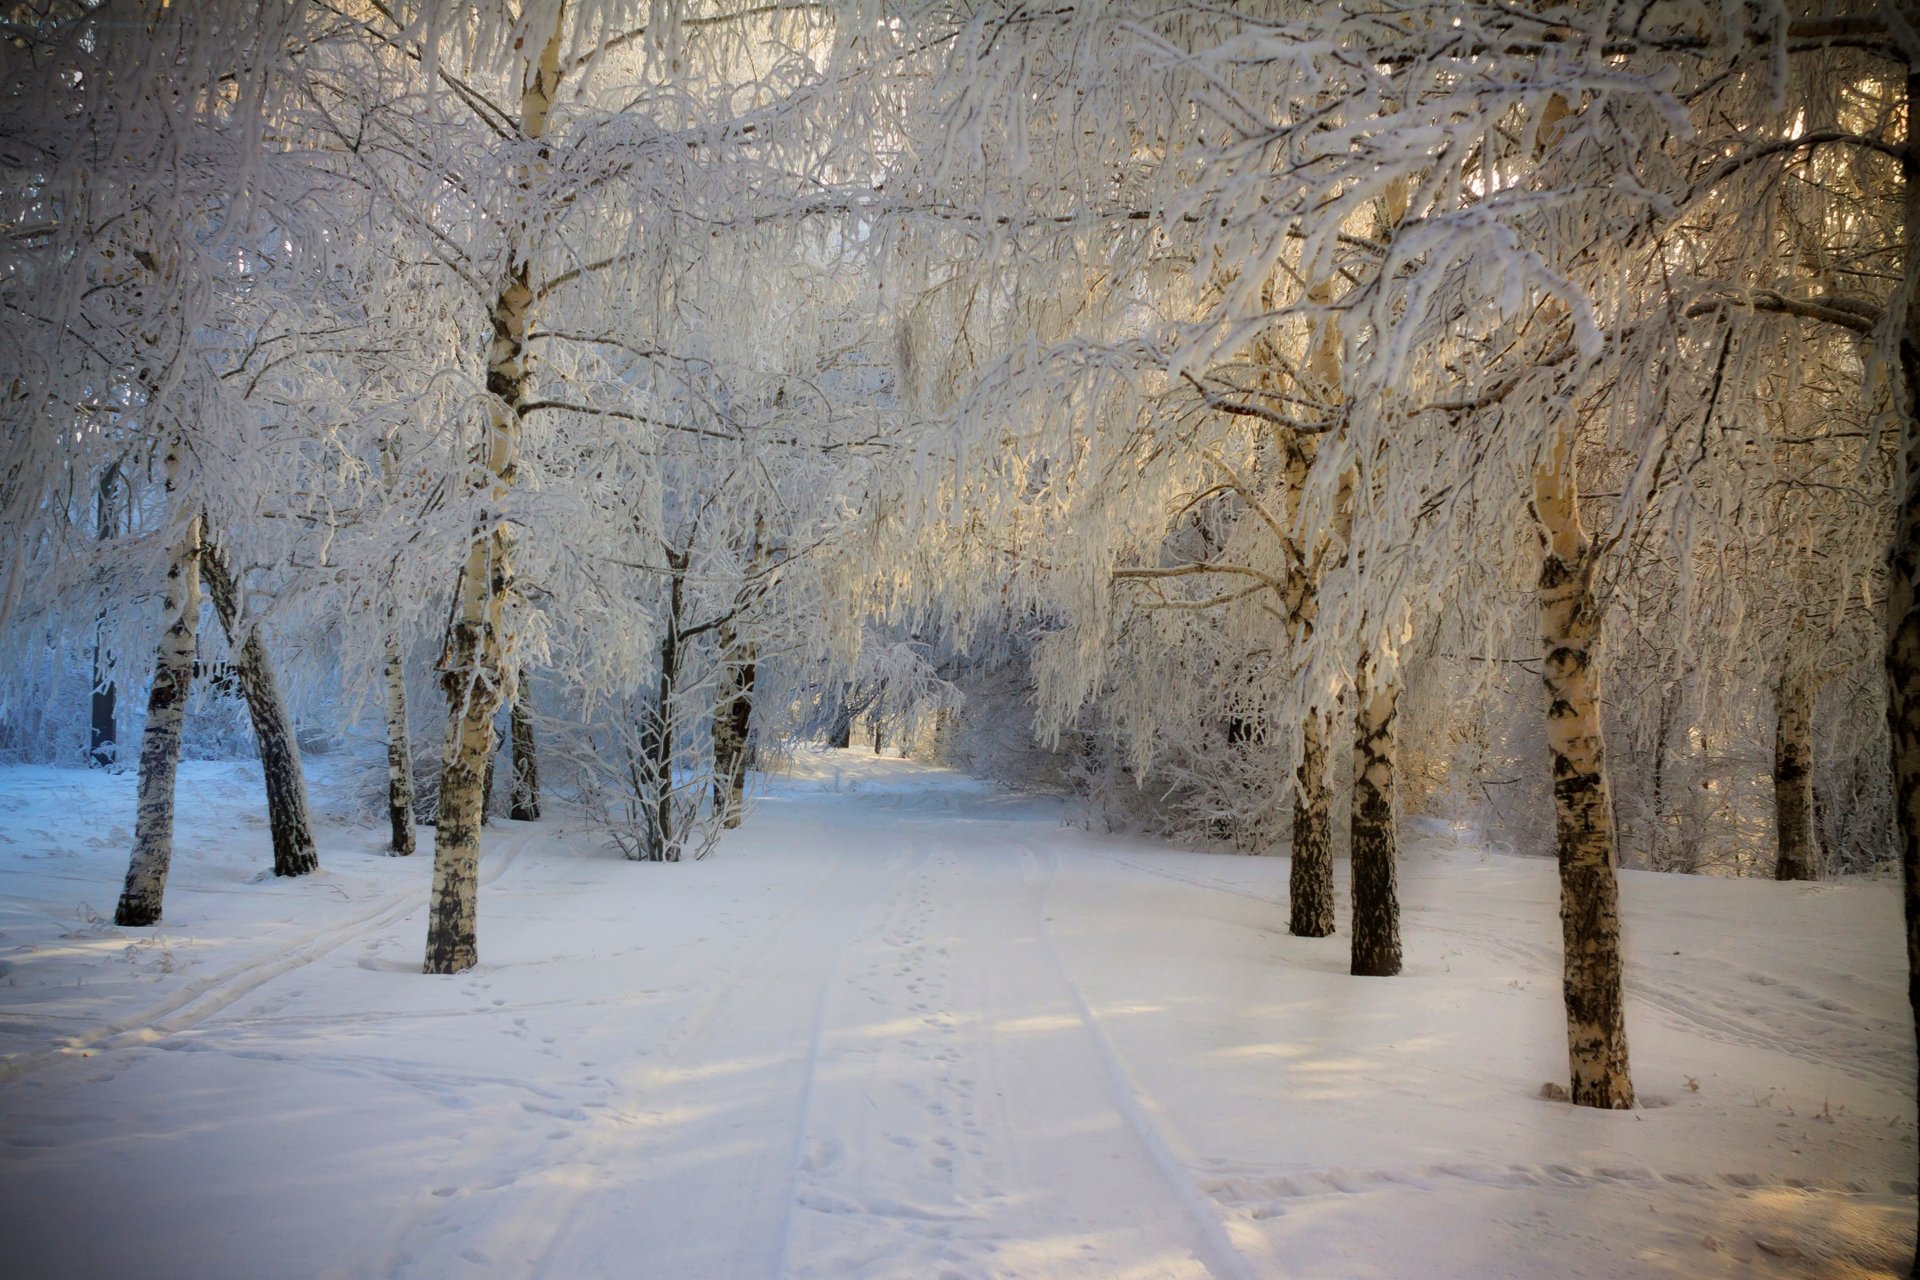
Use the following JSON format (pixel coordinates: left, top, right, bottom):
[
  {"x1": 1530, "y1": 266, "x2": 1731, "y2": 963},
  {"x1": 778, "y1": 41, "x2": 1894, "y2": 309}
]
[
  {"x1": 0, "y1": 822, "x2": 543, "y2": 1085},
  {"x1": 1024, "y1": 838, "x2": 1263, "y2": 1280},
  {"x1": 0, "y1": 754, "x2": 1912, "y2": 1280},
  {"x1": 1088, "y1": 844, "x2": 1913, "y2": 1096},
  {"x1": 1196, "y1": 1159, "x2": 1913, "y2": 1209}
]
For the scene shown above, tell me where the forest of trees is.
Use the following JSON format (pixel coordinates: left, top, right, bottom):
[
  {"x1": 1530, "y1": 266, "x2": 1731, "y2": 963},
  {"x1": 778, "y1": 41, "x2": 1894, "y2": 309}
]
[{"x1": 2, "y1": 0, "x2": 1915, "y2": 1187}]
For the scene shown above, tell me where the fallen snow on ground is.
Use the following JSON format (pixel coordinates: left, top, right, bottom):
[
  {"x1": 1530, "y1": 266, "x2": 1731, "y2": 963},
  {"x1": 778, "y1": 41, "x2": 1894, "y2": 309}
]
[{"x1": 0, "y1": 750, "x2": 1912, "y2": 1279}]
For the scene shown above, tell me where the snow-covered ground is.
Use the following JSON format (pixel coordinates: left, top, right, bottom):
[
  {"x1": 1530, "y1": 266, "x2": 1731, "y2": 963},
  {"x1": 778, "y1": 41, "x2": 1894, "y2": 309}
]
[{"x1": 0, "y1": 750, "x2": 1911, "y2": 1279}]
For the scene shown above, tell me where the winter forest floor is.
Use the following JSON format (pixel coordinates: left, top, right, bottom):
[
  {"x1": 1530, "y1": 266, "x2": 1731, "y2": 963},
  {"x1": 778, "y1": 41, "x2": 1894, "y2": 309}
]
[{"x1": 0, "y1": 751, "x2": 1912, "y2": 1280}]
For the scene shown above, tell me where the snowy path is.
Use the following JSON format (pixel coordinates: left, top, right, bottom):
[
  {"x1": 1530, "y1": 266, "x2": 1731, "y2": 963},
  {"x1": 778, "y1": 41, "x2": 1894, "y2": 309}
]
[{"x1": 0, "y1": 752, "x2": 1913, "y2": 1278}]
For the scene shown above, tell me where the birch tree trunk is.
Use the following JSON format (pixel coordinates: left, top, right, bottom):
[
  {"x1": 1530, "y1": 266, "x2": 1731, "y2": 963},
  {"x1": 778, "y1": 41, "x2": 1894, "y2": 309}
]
[
  {"x1": 90, "y1": 622, "x2": 117, "y2": 767},
  {"x1": 90, "y1": 461, "x2": 122, "y2": 768},
  {"x1": 638, "y1": 551, "x2": 687, "y2": 862},
  {"x1": 828, "y1": 698, "x2": 854, "y2": 749},
  {"x1": 642, "y1": 636, "x2": 679, "y2": 860},
  {"x1": 711, "y1": 518, "x2": 766, "y2": 828},
  {"x1": 1773, "y1": 669, "x2": 1818, "y2": 881},
  {"x1": 510, "y1": 685, "x2": 540, "y2": 821},
  {"x1": 1289, "y1": 712, "x2": 1336, "y2": 937},
  {"x1": 1534, "y1": 423, "x2": 1634, "y2": 1109},
  {"x1": 1647, "y1": 682, "x2": 1679, "y2": 871},
  {"x1": 425, "y1": 11, "x2": 565, "y2": 974},
  {"x1": 711, "y1": 619, "x2": 756, "y2": 829},
  {"x1": 1279, "y1": 287, "x2": 1342, "y2": 939},
  {"x1": 201, "y1": 536, "x2": 318, "y2": 878},
  {"x1": 383, "y1": 626, "x2": 416, "y2": 856},
  {"x1": 1349, "y1": 661, "x2": 1401, "y2": 977},
  {"x1": 379, "y1": 436, "x2": 415, "y2": 856},
  {"x1": 481, "y1": 719, "x2": 502, "y2": 826},
  {"x1": 114, "y1": 470, "x2": 202, "y2": 927}
]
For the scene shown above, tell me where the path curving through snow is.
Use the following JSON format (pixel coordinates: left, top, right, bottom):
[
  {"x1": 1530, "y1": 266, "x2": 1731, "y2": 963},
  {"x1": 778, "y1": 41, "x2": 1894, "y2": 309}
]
[{"x1": 0, "y1": 751, "x2": 1912, "y2": 1278}]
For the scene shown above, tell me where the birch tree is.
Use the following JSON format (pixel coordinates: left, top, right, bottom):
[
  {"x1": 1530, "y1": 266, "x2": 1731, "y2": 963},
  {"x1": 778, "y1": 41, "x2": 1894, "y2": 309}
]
[
  {"x1": 112, "y1": 447, "x2": 203, "y2": 926},
  {"x1": 421, "y1": 4, "x2": 568, "y2": 975}
]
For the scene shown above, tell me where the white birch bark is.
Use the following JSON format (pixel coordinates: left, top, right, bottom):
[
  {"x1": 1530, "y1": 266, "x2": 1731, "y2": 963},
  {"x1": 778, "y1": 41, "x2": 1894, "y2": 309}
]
[
  {"x1": 384, "y1": 626, "x2": 416, "y2": 856},
  {"x1": 1534, "y1": 421, "x2": 1634, "y2": 1109},
  {"x1": 425, "y1": 10, "x2": 565, "y2": 973},
  {"x1": 1280, "y1": 282, "x2": 1346, "y2": 938},
  {"x1": 114, "y1": 448, "x2": 202, "y2": 927},
  {"x1": 201, "y1": 534, "x2": 318, "y2": 878},
  {"x1": 380, "y1": 435, "x2": 416, "y2": 856},
  {"x1": 1349, "y1": 653, "x2": 1401, "y2": 977}
]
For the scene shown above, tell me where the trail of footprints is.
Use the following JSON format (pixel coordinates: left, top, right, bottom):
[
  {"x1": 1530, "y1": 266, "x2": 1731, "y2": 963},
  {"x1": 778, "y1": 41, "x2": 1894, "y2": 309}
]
[{"x1": 788, "y1": 846, "x2": 1002, "y2": 1276}]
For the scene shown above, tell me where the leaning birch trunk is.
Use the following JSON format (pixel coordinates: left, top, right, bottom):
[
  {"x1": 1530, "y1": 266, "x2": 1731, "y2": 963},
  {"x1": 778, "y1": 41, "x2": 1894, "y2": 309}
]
[
  {"x1": 711, "y1": 619, "x2": 756, "y2": 829},
  {"x1": 201, "y1": 536, "x2": 318, "y2": 878},
  {"x1": 1887, "y1": 66, "x2": 1920, "y2": 1273},
  {"x1": 510, "y1": 686, "x2": 540, "y2": 821},
  {"x1": 1349, "y1": 658, "x2": 1401, "y2": 977},
  {"x1": 425, "y1": 13, "x2": 565, "y2": 974},
  {"x1": 382, "y1": 627, "x2": 415, "y2": 856},
  {"x1": 1534, "y1": 423, "x2": 1633, "y2": 1109},
  {"x1": 1773, "y1": 669, "x2": 1817, "y2": 881},
  {"x1": 115, "y1": 476, "x2": 202, "y2": 927}
]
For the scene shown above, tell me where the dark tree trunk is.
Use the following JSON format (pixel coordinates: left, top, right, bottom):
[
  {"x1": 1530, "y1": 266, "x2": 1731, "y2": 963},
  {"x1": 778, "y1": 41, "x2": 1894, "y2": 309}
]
[
  {"x1": 1349, "y1": 671, "x2": 1401, "y2": 977},
  {"x1": 1773, "y1": 669, "x2": 1818, "y2": 881},
  {"x1": 1289, "y1": 707, "x2": 1336, "y2": 937},
  {"x1": 202, "y1": 537, "x2": 318, "y2": 878},
  {"x1": 481, "y1": 719, "x2": 504, "y2": 826},
  {"x1": 90, "y1": 462, "x2": 122, "y2": 768},
  {"x1": 828, "y1": 690, "x2": 854, "y2": 749},
  {"x1": 1645, "y1": 682, "x2": 1679, "y2": 871},
  {"x1": 90, "y1": 635, "x2": 117, "y2": 768},
  {"x1": 383, "y1": 627, "x2": 415, "y2": 855},
  {"x1": 510, "y1": 685, "x2": 540, "y2": 821},
  {"x1": 711, "y1": 620, "x2": 756, "y2": 829},
  {"x1": 638, "y1": 552, "x2": 687, "y2": 861},
  {"x1": 1888, "y1": 69, "x2": 1920, "y2": 1273}
]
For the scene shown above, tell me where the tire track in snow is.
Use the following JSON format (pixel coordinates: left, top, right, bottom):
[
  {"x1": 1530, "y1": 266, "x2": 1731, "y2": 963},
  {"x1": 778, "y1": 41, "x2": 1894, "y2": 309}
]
[
  {"x1": 1078, "y1": 848, "x2": 1289, "y2": 913},
  {"x1": 643, "y1": 835, "x2": 879, "y2": 1070},
  {"x1": 0, "y1": 824, "x2": 544, "y2": 1083},
  {"x1": 1019, "y1": 835, "x2": 1265, "y2": 1280},
  {"x1": 361, "y1": 832, "x2": 890, "y2": 1280}
]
